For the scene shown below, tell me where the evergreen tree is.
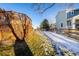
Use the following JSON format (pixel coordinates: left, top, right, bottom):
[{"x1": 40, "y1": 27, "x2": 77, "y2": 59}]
[{"x1": 40, "y1": 19, "x2": 50, "y2": 31}]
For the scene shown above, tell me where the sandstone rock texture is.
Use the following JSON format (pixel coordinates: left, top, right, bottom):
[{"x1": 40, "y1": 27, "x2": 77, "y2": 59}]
[{"x1": 0, "y1": 8, "x2": 33, "y2": 45}]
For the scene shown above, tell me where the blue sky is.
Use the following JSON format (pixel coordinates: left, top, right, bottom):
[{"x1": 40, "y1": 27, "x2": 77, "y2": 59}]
[{"x1": 0, "y1": 3, "x2": 79, "y2": 28}]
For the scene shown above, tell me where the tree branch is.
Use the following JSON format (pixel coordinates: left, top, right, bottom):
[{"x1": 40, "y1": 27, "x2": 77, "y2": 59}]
[
  {"x1": 41, "y1": 3, "x2": 55, "y2": 13},
  {"x1": 32, "y1": 3, "x2": 55, "y2": 14}
]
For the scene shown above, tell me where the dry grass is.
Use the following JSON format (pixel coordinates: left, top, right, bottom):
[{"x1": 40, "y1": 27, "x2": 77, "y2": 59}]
[
  {"x1": 26, "y1": 30, "x2": 55, "y2": 56},
  {"x1": 0, "y1": 31, "x2": 15, "y2": 56},
  {"x1": 0, "y1": 45, "x2": 15, "y2": 56},
  {"x1": 0, "y1": 30, "x2": 55, "y2": 56}
]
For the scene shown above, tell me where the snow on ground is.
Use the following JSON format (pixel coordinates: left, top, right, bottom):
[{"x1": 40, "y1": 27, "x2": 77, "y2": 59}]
[{"x1": 43, "y1": 31, "x2": 79, "y2": 55}]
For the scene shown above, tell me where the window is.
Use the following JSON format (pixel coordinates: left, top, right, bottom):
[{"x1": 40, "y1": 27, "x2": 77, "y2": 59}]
[
  {"x1": 67, "y1": 11, "x2": 74, "y2": 19},
  {"x1": 71, "y1": 11, "x2": 74, "y2": 15},
  {"x1": 61, "y1": 23, "x2": 63, "y2": 27},
  {"x1": 67, "y1": 20, "x2": 71, "y2": 26}
]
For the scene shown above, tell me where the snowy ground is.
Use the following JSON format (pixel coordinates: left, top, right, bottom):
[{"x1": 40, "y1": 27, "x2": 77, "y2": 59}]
[{"x1": 43, "y1": 31, "x2": 79, "y2": 56}]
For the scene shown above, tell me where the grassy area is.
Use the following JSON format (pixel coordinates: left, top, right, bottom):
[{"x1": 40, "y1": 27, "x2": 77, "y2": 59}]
[
  {"x1": 0, "y1": 30, "x2": 76, "y2": 56},
  {"x1": 0, "y1": 30, "x2": 55, "y2": 56},
  {"x1": 26, "y1": 30, "x2": 55, "y2": 56},
  {"x1": 0, "y1": 45, "x2": 15, "y2": 56},
  {"x1": 0, "y1": 31, "x2": 15, "y2": 56},
  {"x1": 60, "y1": 47, "x2": 75, "y2": 56}
]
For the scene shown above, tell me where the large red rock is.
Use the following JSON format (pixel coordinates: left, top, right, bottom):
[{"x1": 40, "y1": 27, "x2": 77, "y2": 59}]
[{"x1": 0, "y1": 9, "x2": 33, "y2": 45}]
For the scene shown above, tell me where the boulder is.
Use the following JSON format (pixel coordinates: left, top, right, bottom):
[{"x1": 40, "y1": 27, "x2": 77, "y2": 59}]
[{"x1": 0, "y1": 8, "x2": 33, "y2": 45}]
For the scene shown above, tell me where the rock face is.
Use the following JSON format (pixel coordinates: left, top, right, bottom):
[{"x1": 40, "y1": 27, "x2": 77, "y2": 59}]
[{"x1": 0, "y1": 8, "x2": 33, "y2": 45}]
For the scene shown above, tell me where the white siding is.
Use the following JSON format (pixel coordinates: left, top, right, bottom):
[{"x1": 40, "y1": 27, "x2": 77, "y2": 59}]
[
  {"x1": 56, "y1": 9, "x2": 79, "y2": 30},
  {"x1": 56, "y1": 10, "x2": 68, "y2": 29},
  {"x1": 72, "y1": 15, "x2": 79, "y2": 29}
]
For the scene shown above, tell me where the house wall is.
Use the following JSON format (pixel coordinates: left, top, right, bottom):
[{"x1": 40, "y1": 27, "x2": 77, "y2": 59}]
[
  {"x1": 67, "y1": 18, "x2": 73, "y2": 29},
  {"x1": 56, "y1": 9, "x2": 79, "y2": 33},
  {"x1": 72, "y1": 15, "x2": 79, "y2": 29},
  {"x1": 56, "y1": 10, "x2": 68, "y2": 30}
]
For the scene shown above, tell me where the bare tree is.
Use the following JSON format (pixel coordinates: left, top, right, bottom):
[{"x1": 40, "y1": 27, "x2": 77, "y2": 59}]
[
  {"x1": 32, "y1": 3, "x2": 55, "y2": 14},
  {"x1": 32, "y1": 3, "x2": 74, "y2": 14}
]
